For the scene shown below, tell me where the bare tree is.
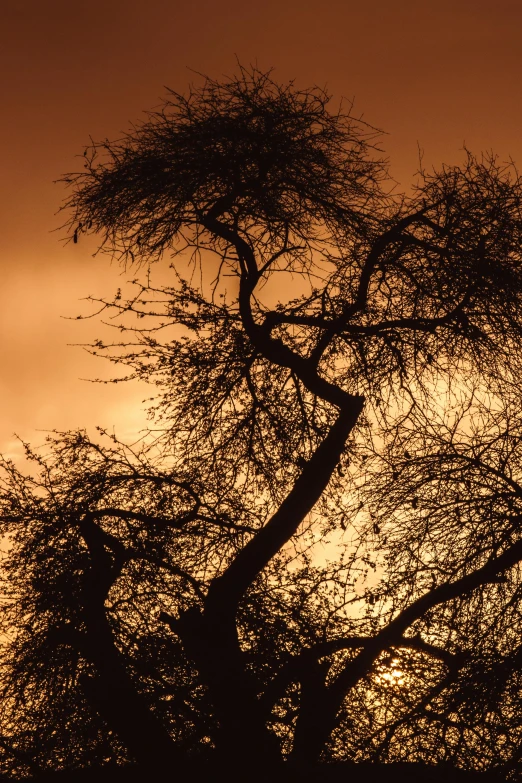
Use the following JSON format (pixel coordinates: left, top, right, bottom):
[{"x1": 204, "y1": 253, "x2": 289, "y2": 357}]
[{"x1": 0, "y1": 66, "x2": 521, "y2": 781}]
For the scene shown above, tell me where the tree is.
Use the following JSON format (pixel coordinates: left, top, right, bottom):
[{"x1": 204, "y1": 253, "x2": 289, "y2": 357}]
[{"x1": 0, "y1": 66, "x2": 521, "y2": 781}]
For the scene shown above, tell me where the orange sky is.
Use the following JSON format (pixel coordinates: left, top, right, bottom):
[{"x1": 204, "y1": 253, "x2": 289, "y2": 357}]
[{"x1": 2, "y1": 0, "x2": 522, "y2": 458}]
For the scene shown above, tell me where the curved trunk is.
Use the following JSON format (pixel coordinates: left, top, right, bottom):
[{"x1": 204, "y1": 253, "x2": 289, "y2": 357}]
[
  {"x1": 175, "y1": 605, "x2": 280, "y2": 772},
  {"x1": 80, "y1": 615, "x2": 178, "y2": 770},
  {"x1": 79, "y1": 518, "x2": 179, "y2": 770}
]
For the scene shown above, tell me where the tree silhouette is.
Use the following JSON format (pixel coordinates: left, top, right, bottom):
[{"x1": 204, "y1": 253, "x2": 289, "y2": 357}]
[{"x1": 0, "y1": 66, "x2": 521, "y2": 781}]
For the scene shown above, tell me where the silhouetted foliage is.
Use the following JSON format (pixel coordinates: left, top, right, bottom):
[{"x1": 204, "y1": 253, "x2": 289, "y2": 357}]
[{"x1": 1, "y1": 66, "x2": 522, "y2": 781}]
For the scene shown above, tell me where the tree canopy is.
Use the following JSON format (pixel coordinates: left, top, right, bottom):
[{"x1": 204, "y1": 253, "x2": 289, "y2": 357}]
[{"x1": 0, "y1": 66, "x2": 522, "y2": 781}]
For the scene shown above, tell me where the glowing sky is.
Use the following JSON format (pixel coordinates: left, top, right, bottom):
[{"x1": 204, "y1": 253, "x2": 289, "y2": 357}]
[{"x1": 2, "y1": 0, "x2": 522, "y2": 457}]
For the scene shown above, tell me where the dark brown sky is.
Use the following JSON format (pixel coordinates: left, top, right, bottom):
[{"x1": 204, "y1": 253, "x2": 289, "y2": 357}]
[{"x1": 2, "y1": 0, "x2": 522, "y2": 457}]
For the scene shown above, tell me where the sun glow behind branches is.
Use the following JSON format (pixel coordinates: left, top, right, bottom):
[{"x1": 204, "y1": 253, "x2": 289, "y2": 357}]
[{"x1": 376, "y1": 657, "x2": 406, "y2": 688}]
